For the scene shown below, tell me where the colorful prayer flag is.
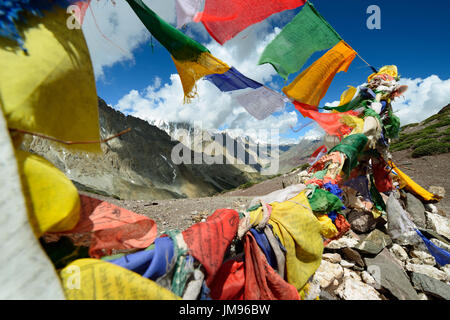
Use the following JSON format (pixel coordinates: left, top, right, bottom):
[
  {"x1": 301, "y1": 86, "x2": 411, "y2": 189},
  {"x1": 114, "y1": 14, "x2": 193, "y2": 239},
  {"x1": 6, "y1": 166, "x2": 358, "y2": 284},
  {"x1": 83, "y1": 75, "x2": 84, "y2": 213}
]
[
  {"x1": 0, "y1": 7, "x2": 101, "y2": 153},
  {"x1": 293, "y1": 102, "x2": 359, "y2": 137},
  {"x1": 283, "y1": 41, "x2": 356, "y2": 107},
  {"x1": 195, "y1": 0, "x2": 306, "y2": 45},
  {"x1": 258, "y1": 1, "x2": 341, "y2": 80},
  {"x1": 234, "y1": 86, "x2": 287, "y2": 120},
  {"x1": 204, "y1": 66, "x2": 287, "y2": 120},
  {"x1": 126, "y1": 0, "x2": 230, "y2": 102}
]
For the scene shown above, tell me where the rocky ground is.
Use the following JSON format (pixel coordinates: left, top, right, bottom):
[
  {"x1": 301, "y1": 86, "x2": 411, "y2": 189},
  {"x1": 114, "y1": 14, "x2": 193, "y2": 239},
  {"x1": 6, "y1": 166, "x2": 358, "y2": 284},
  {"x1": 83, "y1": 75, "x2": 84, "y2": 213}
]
[{"x1": 81, "y1": 150, "x2": 450, "y2": 300}]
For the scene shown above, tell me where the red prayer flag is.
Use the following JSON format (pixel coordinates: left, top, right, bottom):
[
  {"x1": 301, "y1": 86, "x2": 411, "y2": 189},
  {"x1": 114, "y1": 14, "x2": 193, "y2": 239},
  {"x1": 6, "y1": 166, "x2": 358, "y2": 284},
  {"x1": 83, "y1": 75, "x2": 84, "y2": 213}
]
[
  {"x1": 293, "y1": 101, "x2": 359, "y2": 138},
  {"x1": 54, "y1": 195, "x2": 157, "y2": 258},
  {"x1": 195, "y1": 0, "x2": 306, "y2": 45},
  {"x1": 182, "y1": 208, "x2": 240, "y2": 286}
]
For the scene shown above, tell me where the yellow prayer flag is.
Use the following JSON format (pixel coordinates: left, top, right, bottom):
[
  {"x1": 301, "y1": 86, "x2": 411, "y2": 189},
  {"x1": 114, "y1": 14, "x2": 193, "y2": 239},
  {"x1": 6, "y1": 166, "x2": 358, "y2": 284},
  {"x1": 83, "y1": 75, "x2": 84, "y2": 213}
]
[
  {"x1": 60, "y1": 259, "x2": 181, "y2": 300},
  {"x1": 388, "y1": 160, "x2": 441, "y2": 202},
  {"x1": 15, "y1": 150, "x2": 81, "y2": 237},
  {"x1": 0, "y1": 8, "x2": 101, "y2": 153},
  {"x1": 339, "y1": 86, "x2": 357, "y2": 106},
  {"x1": 268, "y1": 191, "x2": 323, "y2": 292},
  {"x1": 172, "y1": 52, "x2": 230, "y2": 103},
  {"x1": 367, "y1": 65, "x2": 398, "y2": 82},
  {"x1": 282, "y1": 40, "x2": 357, "y2": 107}
]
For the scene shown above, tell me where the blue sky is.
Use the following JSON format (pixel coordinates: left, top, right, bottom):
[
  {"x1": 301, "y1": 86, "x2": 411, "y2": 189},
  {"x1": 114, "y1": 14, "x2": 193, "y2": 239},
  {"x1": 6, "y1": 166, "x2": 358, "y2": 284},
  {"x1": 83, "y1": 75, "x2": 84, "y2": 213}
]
[{"x1": 83, "y1": 0, "x2": 450, "y2": 143}]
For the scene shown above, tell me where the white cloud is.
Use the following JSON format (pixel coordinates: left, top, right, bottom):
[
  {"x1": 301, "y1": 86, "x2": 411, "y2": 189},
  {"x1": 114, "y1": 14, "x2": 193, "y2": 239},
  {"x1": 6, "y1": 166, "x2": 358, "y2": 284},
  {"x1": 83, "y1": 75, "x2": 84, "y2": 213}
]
[
  {"x1": 115, "y1": 74, "x2": 298, "y2": 143},
  {"x1": 303, "y1": 125, "x2": 325, "y2": 141},
  {"x1": 392, "y1": 75, "x2": 450, "y2": 125},
  {"x1": 82, "y1": 0, "x2": 176, "y2": 78}
]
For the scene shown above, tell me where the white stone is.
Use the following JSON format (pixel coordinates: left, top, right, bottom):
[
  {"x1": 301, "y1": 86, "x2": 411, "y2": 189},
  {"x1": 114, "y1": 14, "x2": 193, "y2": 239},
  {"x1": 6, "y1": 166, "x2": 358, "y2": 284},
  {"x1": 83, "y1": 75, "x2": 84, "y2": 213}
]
[
  {"x1": 335, "y1": 278, "x2": 382, "y2": 300},
  {"x1": 313, "y1": 260, "x2": 344, "y2": 288},
  {"x1": 424, "y1": 203, "x2": 438, "y2": 214},
  {"x1": 426, "y1": 212, "x2": 450, "y2": 239},
  {"x1": 410, "y1": 250, "x2": 436, "y2": 266},
  {"x1": 340, "y1": 259, "x2": 355, "y2": 268},
  {"x1": 361, "y1": 271, "x2": 378, "y2": 287},
  {"x1": 322, "y1": 253, "x2": 342, "y2": 264},
  {"x1": 405, "y1": 263, "x2": 448, "y2": 282},
  {"x1": 326, "y1": 231, "x2": 360, "y2": 249},
  {"x1": 389, "y1": 243, "x2": 409, "y2": 262},
  {"x1": 343, "y1": 268, "x2": 361, "y2": 281}
]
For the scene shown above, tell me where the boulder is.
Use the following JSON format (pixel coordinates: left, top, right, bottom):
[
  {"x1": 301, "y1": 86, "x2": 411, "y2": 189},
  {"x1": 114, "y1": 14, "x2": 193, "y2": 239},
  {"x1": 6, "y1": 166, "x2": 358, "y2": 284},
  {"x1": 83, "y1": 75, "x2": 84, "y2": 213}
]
[
  {"x1": 326, "y1": 231, "x2": 360, "y2": 249},
  {"x1": 405, "y1": 193, "x2": 427, "y2": 228},
  {"x1": 386, "y1": 194, "x2": 422, "y2": 246},
  {"x1": 365, "y1": 248, "x2": 420, "y2": 300},
  {"x1": 341, "y1": 247, "x2": 365, "y2": 267},
  {"x1": 340, "y1": 260, "x2": 355, "y2": 268},
  {"x1": 410, "y1": 250, "x2": 436, "y2": 266},
  {"x1": 361, "y1": 271, "x2": 378, "y2": 287},
  {"x1": 405, "y1": 263, "x2": 448, "y2": 282},
  {"x1": 347, "y1": 210, "x2": 377, "y2": 234},
  {"x1": 389, "y1": 243, "x2": 409, "y2": 262},
  {"x1": 322, "y1": 253, "x2": 342, "y2": 264},
  {"x1": 426, "y1": 212, "x2": 450, "y2": 239},
  {"x1": 355, "y1": 229, "x2": 392, "y2": 255},
  {"x1": 313, "y1": 260, "x2": 344, "y2": 288},
  {"x1": 410, "y1": 272, "x2": 450, "y2": 300},
  {"x1": 335, "y1": 277, "x2": 382, "y2": 300},
  {"x1": 343, "y1": 268, "x2": 361, "y2": 281}
]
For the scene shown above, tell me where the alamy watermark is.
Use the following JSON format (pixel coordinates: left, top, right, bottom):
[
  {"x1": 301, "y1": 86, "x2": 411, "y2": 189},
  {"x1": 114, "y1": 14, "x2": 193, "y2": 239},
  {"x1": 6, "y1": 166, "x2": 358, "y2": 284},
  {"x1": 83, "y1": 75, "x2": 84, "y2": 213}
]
[
  {"x1": 367, "y1": 5, "x2": 381, "y2": 30},
  {"x1": 63, "y1": 265, "x2": 81, "y2": 290},
  {"x1": 66, "y1": 3, "x2": 86, "y2": 29}
]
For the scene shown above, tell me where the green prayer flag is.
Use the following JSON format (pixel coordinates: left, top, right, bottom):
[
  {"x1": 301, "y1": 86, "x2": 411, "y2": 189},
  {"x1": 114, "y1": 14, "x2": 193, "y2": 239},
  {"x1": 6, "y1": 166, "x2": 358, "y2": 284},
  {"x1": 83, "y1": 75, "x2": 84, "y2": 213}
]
[
  {"x1": 308, "y1": 188, "x2": 344, "y2": 214},
  {"x1": 258, "y1": 1, "x2": 341, "y2": 80},
  {"x1": 125, "y1": 0, "x2": 208, "y2": 61},
  {"x1": 329, "y1": 133, "x2": 368, "y2": 176}
]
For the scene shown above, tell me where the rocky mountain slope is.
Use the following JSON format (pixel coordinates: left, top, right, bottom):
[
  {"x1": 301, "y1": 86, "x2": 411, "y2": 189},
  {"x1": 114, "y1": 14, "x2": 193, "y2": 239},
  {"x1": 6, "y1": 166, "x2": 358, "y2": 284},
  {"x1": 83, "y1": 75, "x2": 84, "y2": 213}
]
[
  {"x1": 151, "y1": 119, "x2": 301, "y2": 174},
  {"x1": 391, "y1": 103, "x2": 450, "y2": 157},
  {"x1": 21, "y1": 98, "x2": 262, "y2": 200},
  {"x1": 278, "y1": 137, "x2": 323, "y2": 173}
]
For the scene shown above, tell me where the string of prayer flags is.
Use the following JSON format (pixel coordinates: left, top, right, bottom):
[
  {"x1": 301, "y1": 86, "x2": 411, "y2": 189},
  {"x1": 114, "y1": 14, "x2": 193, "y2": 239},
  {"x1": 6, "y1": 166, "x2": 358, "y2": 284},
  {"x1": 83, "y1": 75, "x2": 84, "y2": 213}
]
[
  {"x1": 126, "y1": 0, "x2": 230, "y2": 102},
  {"x1": 283, "y1": 41, "x2": 357, "y2": 107},
  {"x1": 194, "y1": 0, "x2": 306, "y2": 45},
  {"x1": 258, "y1": 1, "x2": 342, "y2": 80}
]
